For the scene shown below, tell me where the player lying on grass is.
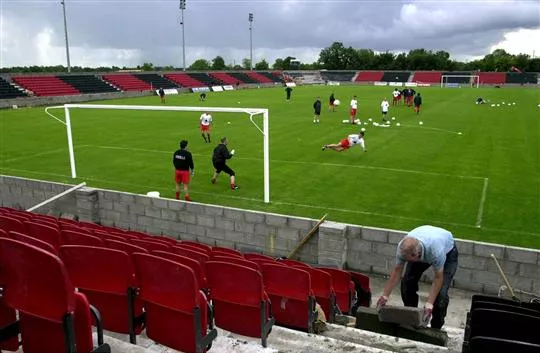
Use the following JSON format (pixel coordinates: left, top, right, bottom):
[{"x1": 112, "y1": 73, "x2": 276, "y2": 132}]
[{"x1": 322, "y1": 131, "x2": 366, "y2": 152}]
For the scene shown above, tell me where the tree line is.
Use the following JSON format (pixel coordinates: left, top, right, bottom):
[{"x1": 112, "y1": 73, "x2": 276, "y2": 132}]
[{"x1": 1, "y1": 43, "x2": 538, "y2": 73}]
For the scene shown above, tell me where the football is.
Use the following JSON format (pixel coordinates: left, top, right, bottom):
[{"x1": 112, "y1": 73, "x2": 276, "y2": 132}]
[{"x1": 334, "y1": 99, "x2": 341, "y2": 106}]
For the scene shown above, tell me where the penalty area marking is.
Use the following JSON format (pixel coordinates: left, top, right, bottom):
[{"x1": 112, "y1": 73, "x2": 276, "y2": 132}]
[{"x1": 400, "y1": 124, "x2": 463, "y2": 135}]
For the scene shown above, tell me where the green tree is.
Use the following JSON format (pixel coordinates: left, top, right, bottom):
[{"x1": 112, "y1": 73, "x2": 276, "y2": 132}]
[
  {"x1": 254, "y1": 59, "x2": 269, "y2": 70},
  {"x1": 140, "y1": 62, "x2": 154, "y2": 71},
  {"x1": 318, "y1": 42, "x2": 356, "y2": 69},
  {"x1": 272, "y1": 58, "x2": 284, "y2": 70},
  {"x1": 211, "y1": 56, "x2": 226, "y2": 70},
  {"x1": 242, "y1": 58, "x2": 251, "y2": 70},
  {"x1": 189, "y1": 59, "x2": 210, "y2": 71}
]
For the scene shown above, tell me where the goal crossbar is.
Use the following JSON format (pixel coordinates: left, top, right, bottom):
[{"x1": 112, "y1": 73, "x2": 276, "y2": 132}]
[
  {"x1": 440, "y1": 75, "x2": 479, "y2": 88},
  {"x1": 45, "y1": 104, "x2": 270, "y2": 203}
]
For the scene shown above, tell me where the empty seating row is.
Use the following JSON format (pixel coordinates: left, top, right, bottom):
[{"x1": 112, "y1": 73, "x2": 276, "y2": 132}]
[
  {"x1": 134, "y1": 73, "x2": 178, "y2": 89},
  {"x1": 165, "y1": 73, "x2": 206, "y2": 88},
  {"x1": 101, "y1": 74, "x2": 152, "y2": 91},
  {"x1": 245, "y1": 71, "x2": 275, "y2": 83},
  {"x1": 210, "y1": 72, "x2": 238, "y2": 85},
  {"x1": 12, "y1": 76, "x2": 80, "y2": 96},
  {"x1": 462, "y1": 294, "x2": 540, "y2": 353},
  {"x1": 58, "y1": 75, "x2": 119, "y2": 94},
  {"x1": 411, "y1": 71, "x2": 442, "y2": 83},
  {"x1": 227, "y1": 72, "x2": 258, "y2": 84},
  {"x1": 319, "y1": 71, "x2": 356, "y2": 82},
  {"x1": 0, "y1": 77, "x2": 27, "y2": 99},
  {"x1": 380, "y1": 71, "x2": 411, "y2": 82},
  {"x1": 188, "y1": 72, "x2": 222, "y2": 86},
  {"x1": 355, "y1": 71, "x2": 383, "y2": 82}
]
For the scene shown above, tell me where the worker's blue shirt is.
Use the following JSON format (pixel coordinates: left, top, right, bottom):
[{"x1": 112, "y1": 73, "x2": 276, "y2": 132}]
[{"x1": 396, "y1": 225, "x2": 455, "y2": 271}]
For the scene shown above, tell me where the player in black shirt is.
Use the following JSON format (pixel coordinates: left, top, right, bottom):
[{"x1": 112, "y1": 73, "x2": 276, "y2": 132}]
[
  {"x1": 211, "y1": 137, "x2": 238, "y2": 190},
  {"x1": 173, "y1": 140, "x2": 194, "y2": 201},
  {"x1": 158, "y1": 87, "x2": 165, "y2": 104},
  {"x1": 414, "y1": 93, "x2": 422, "y2": 114},
  {"x1": 313, "y1": 97, "x2": 322, "y2": 124},
  {"x1": 285, "y1": 86, "x2": 293, "y2": 101}
]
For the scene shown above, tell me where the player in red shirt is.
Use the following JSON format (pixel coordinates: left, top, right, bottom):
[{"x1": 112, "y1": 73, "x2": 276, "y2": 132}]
[{"x1": 322, "y1": 132, "x2": 366, "y2": 152}]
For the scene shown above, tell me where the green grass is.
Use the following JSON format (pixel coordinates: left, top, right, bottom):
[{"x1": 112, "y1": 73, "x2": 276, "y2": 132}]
[{"x1": 1, "y1": 85, "x2": 539, "y2": 249}]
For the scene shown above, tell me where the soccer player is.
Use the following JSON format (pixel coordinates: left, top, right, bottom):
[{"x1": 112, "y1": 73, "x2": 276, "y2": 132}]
[
  {"x1": 173, "y1": 140, "x2": 194, "y2": 201},
  {"x1": 349, "y1": 95, "x2": 358, "y2": 124},
  {"x1": 313, "y1": 97, "x2": 322, "y2": 124},
  {"x1": 199, "y1": 92, "x2": 207, "y2": 101},
  {"x1": 329, "y1": 93, "x2": 336, "y2": 112},
  {"x1": 414, "y1": 93, "x2": 422, "y2": 114},
  {"x1": 158, "y1": 87, "x2": 165, "y2": 104},
  {"x1": 285, "y1": 86, "x2": 293, "y2": 101},
  {"x1": 199, "y1": 112, "x2": 213, "y2": 143},
  {"x1": 211, "y1": 137, "x2": 239, "y2": 190},
  {"x1": 380, "y1": 98, "x2": 389, "y2": 122},
  {"x1": 392, "y1": 88, "x2": 401, "y2": 106},
  {"x1": 322, "y1": 131, "x2": 366, "y2": 152}
]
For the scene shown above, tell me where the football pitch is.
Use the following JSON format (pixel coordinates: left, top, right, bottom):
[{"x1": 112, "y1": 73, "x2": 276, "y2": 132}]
[{"x1": 0, "y1": 85, "x2": 538, "y2": 249}]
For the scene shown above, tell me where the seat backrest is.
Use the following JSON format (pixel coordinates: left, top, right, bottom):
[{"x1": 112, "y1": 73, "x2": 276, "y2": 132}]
[
  {"x1": 470, "y1": 308, "x2": 539, "y2": 343},
  {"x1": 131, "y1": 239, "x2": 171, "y2": 252},
  {"x1": 172, "y1": 245, "x2": 210, "y2": 263},
  {"x1": 152, "y1": 250, "x2": 206, "y2": 289},
  {"x1": 9, "y1": 231, "x2": 58, "y2": 255},
  {"x1": 469, "y1": 336, "x2": 540, "y2": 353},
  {"x1": 105, "y1": 239, "x2": 148, "y2": 255},
  {"x1": 318, "y1": 267, "x2": 353, "y2": 312},
  {"x1": 180, "y1": 240, "x2": 212, "y2": 254},
  {"x1": 278, "y1": 259, "x2": 311, "y2": 268},
  {"x1": 244, "y1": 253, "x2": 275, "y2": 262},
  {"x1": 212, "y1": 246, "x2": 242, "y2": 257},
  {"x1": 303, "y1": 267, "x2": 333, "y2": 297},
  {"x1": 261, "y1": 263, "x2": 311, "y2": 300},
  {"x1": 206, "y1": 261, "x2": 264, "y2": 307},
  {"x1": 0, "y1": 215, "x2": 26, "y2": 234},
  {"x1": 23, "y1": 221, "x2": 62, "y2": 250},
  {"x1": 472, "y1": 294, "x2": 540, "y2": 311},
  {"x1": 472, "y1": 301, "x2": 540, "y2": 316},
  {"x1": 61, "y1": 230, "x2": 104, "y2": 247},
  {"x1": 0, "y1": 238, "x2": 74, "y2": 322},
  {"x1": 212, "y1": 255, "x2": 260, "y2": 272},
  {"x1": 177, "y1": 243, "x2": 212, "y2": 255}
]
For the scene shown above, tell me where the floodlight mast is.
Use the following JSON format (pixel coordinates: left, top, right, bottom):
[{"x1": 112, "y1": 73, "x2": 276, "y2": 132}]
[
  {"x1": 61, "y1": 0, "x2": 71, "y2": 73},
  {"x1": 180, "y1": 0, "x2": 186, "y2": 71},
  {"x1": 249, "y1": 13, "x2": 253, "y2": 70}
]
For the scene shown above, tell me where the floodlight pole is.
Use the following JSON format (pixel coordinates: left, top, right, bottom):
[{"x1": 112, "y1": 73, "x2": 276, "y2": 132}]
[
  {"x1": 61, "y1": 0, "x2": 71, "y2": 73},
  {"x1": 249, "y1": 13, "x2": 253, "y2": 70},
  {"x1": 180, "y1": 0, "x2": 186, "y2": 71}
]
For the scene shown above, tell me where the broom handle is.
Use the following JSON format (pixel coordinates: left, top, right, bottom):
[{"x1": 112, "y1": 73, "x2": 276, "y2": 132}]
[
  {"x1": 490, "y1": 253, "x2": 516, "y2": 298},
  {"x1": 288, "y1": 214, "x2": 327, "y2": 259}
]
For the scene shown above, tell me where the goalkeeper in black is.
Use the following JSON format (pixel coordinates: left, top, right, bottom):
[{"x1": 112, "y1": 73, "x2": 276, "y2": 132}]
[
  {"x1": 173, "y1": 140, "x2": 194, "y2": 201},
  {"x1": 211, "y1": 137, "x2": 238, "y2": 190}
]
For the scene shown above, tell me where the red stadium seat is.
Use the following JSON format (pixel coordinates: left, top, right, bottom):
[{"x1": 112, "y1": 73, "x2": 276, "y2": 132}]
[
  {"x1": 131, "y1": 239, "x2": 171, "y2": 252},
  {"x1": 206, "y1": 261, "x2": 274, "y2": 347},
  {"x1": 173, "y1": 245, "x2": 210, "y2": 263},
  {"x1": 244, "y1": 253, "x2": 275, "y2": 262},
  {"x1": 212, "y1": 255, "x2": 261, "y2": 272},
  {"x1": 277, "y1": 258, "x2": 311, "y2": 268},
  {"x1": 350, "y1": 271, "x2": 372, "y2": 310},
  {"x1": 212, "y1": 246, "x2": 242, "y2": 257},
  {"x1": 318, "y1": 268, "x2": 355, "y2": 314},
  {"x1": 0, "y1": 238, "x2": 110, "y2": 353},
  {"x1": 261, "y1": 263, "x2": 317, "y2": 333},
  {"x1": 60, "y1": 245, "x2": 145, "y2": 344},
  {"x1": 152, "y1": 250, "x2": 207, "y2": 291},
  {"x1": 9, "y1": 231, "x2": 58, "y2": 255},
  {"x1": 105, "y1": 239, "x2": 148, "y2": 255},
  {"x1": 24, "y1": 221, "x2": 62, "y2": 250},
  {"x1": 180, "y1": 240, "x2": 212, "y2": 254},
  {"x1": 133, "y1": 253, "x2": 217, "y2": 353},
  {"x1": 303, "y1": 267, "x2": 337, "y2": 322},
  {"x1": 0, "y1": 215, "x2": 26, "y2": 234},
  {"x1": 61, "y1": 230, "x2": 104, "y2": 247}
]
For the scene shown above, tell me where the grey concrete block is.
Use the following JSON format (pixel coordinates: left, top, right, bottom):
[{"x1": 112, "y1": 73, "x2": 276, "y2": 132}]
[
  {"x1": 178, "y1": 212, "x2": 197, "y2": 224},
  {"x1": 234, "y1": 221, "x2": 255, "y2": 234},
  {"x1": 215, "y1": 217, "x2": 235, "y2": 231},
  {"x1": 243, "y1": 233, "x2": 266, "y2": 249},
  {"x1": 265, "y1": 214, "x2": 287, "y2": 227},
  {"x1": 277, "y1": 227, "x2": 300, "y2": 241},
  {"x1": 362, "y1": 227, "x2": 389, "y2": 243},
  {"x1": 206, "y1": 227, "x2": 226, "y2": 240},
  {"x1": 223, "y1": 208, "x2": 244, "y2": 221},
  {"x1": 320, "y1": 221, "x2": 347, "y2": 235},
  {"x1": 102, "y1": 210, "x2": 121, "y2": 223},
  {"x1": 214, "y1": 239, "x2": 236, "y2": 249},
  {"x1": 378, "y1": 305, "x2": 424, "y2": 326},
  {"x1": 485, "y1": 259, "x2": 520, "y2": 276},
  {"x1": 471, "y1": 270, "x2": 503, "y2": 286},
  {"x1": 374, "y1": 242, "x2": 398, "y2": 257},
  {"x1": 458, "y1": 255, "x2": 488, "y2": 270},
  {"x1": 244, "y1": 211, "x2": 265, "y2": 224},
  {"x1": 137, "y1": 215, "x2": 153, "y2": 227},
  {"x1": 113, "y1": 201, "x2": 129, "y2": 213},
  {"x1": 348, "y1": 239, "x2": 374, "y2": 253},
  {"x1": 144, "y1": 206, "x2": 161, "y2": 218},
  {"x1": 204, "y1": 206, "x2": 223, "y2": 217},
  {"x1": 119, "y1": 193, "x2": 136, "y2": 204},
  {"x1": 388, "y1": 231, "x2": 405, "y2": 244},
  {"x1": 519, "y1": 263, "x2": 540, "y2": 278},
  {"x1": 347, "y1": 225, "x2": 362, "y2": 239},
  {"x1": 186, "y1": 224, "x2": 206, "y2": 237},
  {"x1": 287, "y1": 217, "x2": 314, "y2": 231},
  {"x1": 505, "y1": 246, "x2": 539, "y2": 264},
  {"x1": 197, "y1": 215, "x2": 215, "y2": 228},
  {"x1": 151, "y1": 197, "x2": 168, "y2": 209},
  {"x1": 224, "y1": 230, "x2": 245, "y2": 243},
  {"x1": 349, "y1": 251, "x2": 391, "y2": 269},
  {"x1": 128, "y1": 203, "x2": 145, "y2": 214},
  {"x1": 185, "y1": 203, "x2": 204, "y2": 215},
  {"x1": 169, "y1": 222, "x2": 187, "y2": 234},
  {"x1": 167, "y1": 199, "x2": 186, "y2": 211},
  {"x1": 160, "y1": 209, "x2": 178, "y2": 221},
  {"x1": 473, "y1": 242, "x2": 505, "y2": 258},
  {"x1": 254, "y1": 223, "x2": 277, "y2": 236}
]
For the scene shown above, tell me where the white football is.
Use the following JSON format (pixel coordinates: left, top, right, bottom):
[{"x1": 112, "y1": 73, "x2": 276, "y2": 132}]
[
  {"x1": 227, "y1": 122, "x2": 231, "y2": 124},
  {"x1": 419, "y1": 121, "x2": 423, "y2": 125},
  {"x1": 396, "y1": 123, "x2": 401, "y2": 126},
  {"x1": 361, "y1": 128, "x2": 366, "y2": 132},
  {"x1": 334, "y1": 99, "x2": 341, "y2": 106}
]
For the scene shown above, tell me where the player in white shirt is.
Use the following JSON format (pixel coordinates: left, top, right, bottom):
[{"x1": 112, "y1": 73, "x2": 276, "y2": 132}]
[
  {"x1": 381, "y1": 98, "x2": 390, "y2": 122},
  {"x1": 199, "y1": 112, "x2": 213, "y2": 143},
  {"x1": 349, "y1": 95, "x2": 358, "y2": 124},
  {"x1": 322, "y1": 131, "x2": 366, "y2": 152},
  {"x1": 392, "y1": 88, "x2": 401, "y2": 106}
]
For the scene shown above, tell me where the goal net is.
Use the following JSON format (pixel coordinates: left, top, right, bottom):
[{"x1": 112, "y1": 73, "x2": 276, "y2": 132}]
[
  {"x1": 440, "y1": 75, "x2": 479, "y2": 88},
  {"x1": 44, "y1": 104, "x2": 271, "y2": 203}
]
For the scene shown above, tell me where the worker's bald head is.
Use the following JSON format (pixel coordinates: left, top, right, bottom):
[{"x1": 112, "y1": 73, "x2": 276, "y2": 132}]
[{"x1": 399, "y1": 237, "x2": 422, "y2": 262}]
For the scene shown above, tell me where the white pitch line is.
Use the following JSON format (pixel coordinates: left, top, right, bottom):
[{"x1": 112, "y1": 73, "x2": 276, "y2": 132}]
[
  {"x1": 2, "y1": 147, "x2": 71, "y2": 164},
  {"x1": 88, "y1": 145, "x2": 485, "y2": 180},
  {"x1": 475, "y1": 178, "x2": 489, "y2": 228},
  {"x1": 400, "y1": 124, "x2": 462, "y2": 135}
]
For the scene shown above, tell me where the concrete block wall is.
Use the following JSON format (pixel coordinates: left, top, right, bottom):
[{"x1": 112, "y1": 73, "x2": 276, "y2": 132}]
[{"x1": 1, "y1": 175, "x2": 539, "y2": 295}]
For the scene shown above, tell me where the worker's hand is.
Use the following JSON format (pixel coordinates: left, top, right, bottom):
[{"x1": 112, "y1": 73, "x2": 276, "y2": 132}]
[
  {"x1": 376, "y1": 296, "x2": 388, "y2": 310},
  {"x1": 230, "y1": 149, "x2": 235, "y2": 155},
  {"x1": 422, "y1": 302, "x2": 433, "y2": 326},
  {"x1": 191, "y1": 170, "x2": 195, "y2": 176}
]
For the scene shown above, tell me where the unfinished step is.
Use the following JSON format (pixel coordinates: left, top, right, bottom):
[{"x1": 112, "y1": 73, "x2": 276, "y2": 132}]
[
  {"x1": 355, "y1": 307, "x2": 448, "y2": 347},
  {"x1": 378, "y1": 305, "x2": 424, "y2": 326}
]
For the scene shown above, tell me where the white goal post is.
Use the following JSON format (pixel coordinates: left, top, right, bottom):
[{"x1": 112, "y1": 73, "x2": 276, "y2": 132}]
[
  {"x1": 44, "y1": 104, "x2": 271, "y2": 203},
  {"x1": 440, "y1": 75, "x2": 479, "y2": 88}
]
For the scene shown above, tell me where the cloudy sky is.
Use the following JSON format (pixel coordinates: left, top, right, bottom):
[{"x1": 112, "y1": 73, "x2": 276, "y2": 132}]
[{"x1": 1, "y1": 0, "x2": 539, "y2": 68}]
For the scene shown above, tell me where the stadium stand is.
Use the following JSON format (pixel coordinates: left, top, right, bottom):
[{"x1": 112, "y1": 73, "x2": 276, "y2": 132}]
[
  {"x1": 187, "y1": 72, "x2": 222, "y2": 86},
  {"x1": 164, "y1": 73, "x2": 209, "y2": 87},
  {"x1": 302, "y1": 267, "x2": 337, "y2": 323},
  {"x1": 209, "y1": 72, "x2": 238, "y2": 85},
  {"x1": 245, "y1": 71, "x2": 275, "y2": 83},
  {"x1": 58, "y1": 75, "x2": 119, "y2": 94},
  {"x1": 102, "y1": 74, "x2": 152, "y2": 91},
  {"x1": 0, "y1": 77, "x2": 27, "y2": 99},
  {"x1": 506, "y1": 72, "x2": 537, "y2": 84},
  {"x1": 318, "y1": 267, "x2": 355, "y2": 315},
  {"x1": 12, "y1": 75, "x2": 80, "y2": 96},
  {"x1": 320, "y1": 71, "x2": 356, "y2": 82},
  {"x1": 380, "y1": 71, "x2": 411, "y2": 82},
  {"x1": 478, "y1": 72, "x2": 506, "y2": 85},
  {"x1": 411, "y1": 71, "x2": 442, "y2": 84},
  {"x1": 267, "y1": 71, "x2": 284, "y2": 82},
  {"x1": 227, "y1": 72, "x2": 259, "y2": 84},
  {"x1": 354, "y1": 71, "x2": 384, "y2": 82},
  {"x1": 133, "y1": 73, "x2": 178, "y2": 89},
  {"x1": 0, "y1": 237, "x2": 111, "y2": 353}
]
